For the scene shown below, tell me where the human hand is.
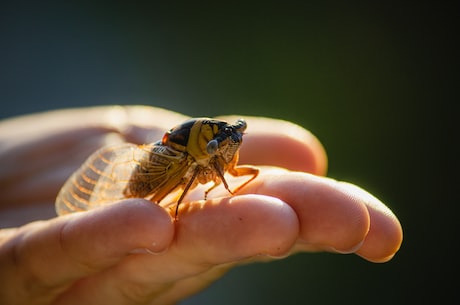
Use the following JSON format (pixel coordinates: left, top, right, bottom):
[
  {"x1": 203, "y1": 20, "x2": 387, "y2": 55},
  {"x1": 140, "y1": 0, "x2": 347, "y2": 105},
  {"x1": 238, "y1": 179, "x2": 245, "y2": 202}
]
[{"x1": 0, "y1": 106, "x2": 403, "y2": 305}]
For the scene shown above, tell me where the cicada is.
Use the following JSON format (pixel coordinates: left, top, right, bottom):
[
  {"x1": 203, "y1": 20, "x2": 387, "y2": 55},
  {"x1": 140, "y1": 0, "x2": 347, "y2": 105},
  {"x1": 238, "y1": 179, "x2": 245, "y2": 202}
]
[{"x1": 55, "y1": 118, "x2": 259, "y2": 218}]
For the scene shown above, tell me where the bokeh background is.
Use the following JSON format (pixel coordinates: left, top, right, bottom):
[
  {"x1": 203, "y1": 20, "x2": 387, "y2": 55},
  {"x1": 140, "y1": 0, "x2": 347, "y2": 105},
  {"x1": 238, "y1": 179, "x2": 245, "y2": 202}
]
[{"x1": 1, "y1": 1, "x2": 454, "y2": 304}]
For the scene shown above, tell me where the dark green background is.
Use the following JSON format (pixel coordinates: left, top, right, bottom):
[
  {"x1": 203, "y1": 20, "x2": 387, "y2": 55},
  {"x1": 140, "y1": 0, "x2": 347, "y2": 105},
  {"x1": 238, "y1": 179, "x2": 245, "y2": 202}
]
[{"x1": 1, "y1": 1, "x2": 454, "y2": 304}]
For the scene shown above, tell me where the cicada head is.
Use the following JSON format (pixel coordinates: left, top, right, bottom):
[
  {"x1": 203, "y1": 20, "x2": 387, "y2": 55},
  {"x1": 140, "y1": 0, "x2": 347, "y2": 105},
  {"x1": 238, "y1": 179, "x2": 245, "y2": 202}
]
[
  {"x1": 206, "y1": 119, "x2": 246, "y2": 163},
  {"x1": 162, "y1": 118, "x2": 247, "y2": 164}
]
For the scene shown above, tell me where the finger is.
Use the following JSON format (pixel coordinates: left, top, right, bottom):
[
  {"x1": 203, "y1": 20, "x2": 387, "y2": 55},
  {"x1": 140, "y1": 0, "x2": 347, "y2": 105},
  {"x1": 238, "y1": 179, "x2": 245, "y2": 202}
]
[
  {"x1": 55, "y1": 195, "x2": 299, "y2": 305},
  {"x1": 236, "y1": 168, "x2": 370, "y2": 253},
  {"x1": 118, "y1": 105, "x2": 189, "y2": 144},
  {"x1": 176, "y1": 194, "x2": 299, "y2": 261},
  {"x1": 146, "y1": 195, "x2": 301, "y2": 304},
  {"x1": 0, "y1": 200, "x2": 173, "y2": 304},
  {"x1": 0, "y1": 105, "x2": 187, "y2": 170},
  {"x1": 218, "y1": 115, "x2": 328, "y2": 176},
  {"x1": 181, "y1": 167, "x2": 370, "y2": 254},
  {"x1": 339, "y1": 182, "x2": 403, "y2": 262},
  {"x1": 238, "y1": 168, "x2": 402, "y2": 261},
  {"x1": 0, "y1": 105, "x2": 187, "y2": 206},
  {"x1": 0, "y1": 105, "x2": 184, "y2": 147},
  {"x1": 1, "y1": 128, "x2": 126, "y2": 206}
]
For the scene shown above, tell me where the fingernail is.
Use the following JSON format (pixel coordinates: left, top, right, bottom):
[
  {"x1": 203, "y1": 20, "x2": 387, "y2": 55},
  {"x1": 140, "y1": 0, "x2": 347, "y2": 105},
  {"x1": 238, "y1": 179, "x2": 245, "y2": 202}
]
[
  {"x1": 129, "y1": 242, "x2": 169, "y2": 255},
  {"x1": 329, "y1": 240, "x2": 365, "y2": 254},
  {"x1": 129, "y1": 248, "x2": 156, "y2": 255}
]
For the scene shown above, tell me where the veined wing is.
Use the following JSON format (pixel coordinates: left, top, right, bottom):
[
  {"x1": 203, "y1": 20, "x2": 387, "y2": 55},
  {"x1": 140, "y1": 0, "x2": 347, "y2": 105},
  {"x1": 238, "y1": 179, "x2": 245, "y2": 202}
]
[
  {"x1": 55, "y1": 143, "x2": 150, "y2": 215},
  {"x1": 55, "y1": 142, "x2": 193, "y2": 215}
]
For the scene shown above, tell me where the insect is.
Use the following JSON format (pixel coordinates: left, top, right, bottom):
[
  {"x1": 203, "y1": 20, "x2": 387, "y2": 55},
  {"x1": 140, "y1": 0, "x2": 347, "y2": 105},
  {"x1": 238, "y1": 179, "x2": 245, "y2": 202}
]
[{"x1": 55, "y1": 118, "x2": 259, "y2": 218}]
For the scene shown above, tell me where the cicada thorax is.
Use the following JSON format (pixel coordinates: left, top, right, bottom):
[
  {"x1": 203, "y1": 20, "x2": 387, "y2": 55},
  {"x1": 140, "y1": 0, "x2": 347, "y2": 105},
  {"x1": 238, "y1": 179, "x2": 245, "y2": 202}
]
[{"x1": 164, "y1": 119, "x2": 218, "y2": 162}]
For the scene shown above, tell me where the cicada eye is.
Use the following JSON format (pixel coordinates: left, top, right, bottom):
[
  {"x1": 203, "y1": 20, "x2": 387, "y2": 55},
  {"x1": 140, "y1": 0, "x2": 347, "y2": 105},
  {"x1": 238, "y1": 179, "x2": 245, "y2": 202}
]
[
  {"x1": 234, "y1": 119, "x2": 247, "y2": 132},
  {"x1": 206, "y1": 139, "x2": 219, "y2": 155}
]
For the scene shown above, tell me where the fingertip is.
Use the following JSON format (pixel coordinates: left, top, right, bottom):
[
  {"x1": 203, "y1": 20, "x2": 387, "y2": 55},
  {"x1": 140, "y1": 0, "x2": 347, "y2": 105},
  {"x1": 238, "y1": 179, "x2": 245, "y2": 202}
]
[
  {"x1": 176, "y1": 194, "x2": 299, "y2": 263},
  {"x1": 338, "y1": 183, "x2": 403, "y2": 262},
  {"x1": 219, "y1": 116, "x2": 328, "y2": 175},
  {"x1": 61, "y1": 199, "x2": 174, "y2": 267},
  {"x1": 253, "y1": 172, "x2": 371, "y2": 253},
  {"x1": 356, "y1": 208, "x2": 403, "y2": 263},
  {"x1": 241, "y1": 131, "x2": 328, "y2": 175}
]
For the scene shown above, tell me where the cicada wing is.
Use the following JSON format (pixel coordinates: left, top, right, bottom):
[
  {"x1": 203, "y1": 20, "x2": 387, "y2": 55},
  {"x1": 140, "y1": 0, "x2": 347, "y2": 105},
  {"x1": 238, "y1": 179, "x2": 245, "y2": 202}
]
[
  {"x1": 55, "y1": 143, "x2": 151, "y2": 215},
  {"x1": 124, "y1": 144, "x2": 193, "y2": 204}
]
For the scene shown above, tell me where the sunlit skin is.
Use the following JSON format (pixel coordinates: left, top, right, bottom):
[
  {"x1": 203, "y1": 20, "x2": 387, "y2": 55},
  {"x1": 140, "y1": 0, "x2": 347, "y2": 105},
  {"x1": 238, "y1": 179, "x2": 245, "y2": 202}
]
[{"x1": 0, "y1": 106, "x2": 403, "y2": 305}]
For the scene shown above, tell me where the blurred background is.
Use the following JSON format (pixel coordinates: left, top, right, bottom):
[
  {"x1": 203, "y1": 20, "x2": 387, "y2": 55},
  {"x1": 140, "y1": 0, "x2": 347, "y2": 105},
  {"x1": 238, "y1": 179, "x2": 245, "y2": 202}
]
[{"x1": 0, "y1": 1, "x2": 454, "y2": 304}]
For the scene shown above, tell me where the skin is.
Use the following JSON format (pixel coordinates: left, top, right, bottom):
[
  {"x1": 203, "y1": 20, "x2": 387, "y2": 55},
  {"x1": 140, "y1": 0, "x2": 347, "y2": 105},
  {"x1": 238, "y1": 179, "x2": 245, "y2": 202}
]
[{"x1": 0, "y1": 105, "x2": 403, "y2": 305}]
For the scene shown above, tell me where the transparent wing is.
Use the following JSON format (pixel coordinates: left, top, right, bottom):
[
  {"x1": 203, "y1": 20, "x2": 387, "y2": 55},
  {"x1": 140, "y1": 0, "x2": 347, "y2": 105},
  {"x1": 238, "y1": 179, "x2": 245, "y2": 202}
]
[
  {"x1": 55, "y1": 143, "x2": 150, "y2": 215},
  {"x1": 55, "y1": 142, "x2": 193, "y2": 215}
]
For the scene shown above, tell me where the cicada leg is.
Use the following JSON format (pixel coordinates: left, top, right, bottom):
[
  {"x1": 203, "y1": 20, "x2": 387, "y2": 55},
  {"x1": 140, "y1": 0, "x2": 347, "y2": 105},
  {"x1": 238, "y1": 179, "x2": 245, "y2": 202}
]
[
  {"x1": 212, "y1": 162, "x2": 259, "y2": 198},
  {"x1": 204, "y1": 181, "x2": 222, "y2": 200},
  {"x1": 228, "y1": 165, "x2": 260, "y2": 194},
  {"x1": 174, "y1": 168, "x2": 200, "y2": 219}
]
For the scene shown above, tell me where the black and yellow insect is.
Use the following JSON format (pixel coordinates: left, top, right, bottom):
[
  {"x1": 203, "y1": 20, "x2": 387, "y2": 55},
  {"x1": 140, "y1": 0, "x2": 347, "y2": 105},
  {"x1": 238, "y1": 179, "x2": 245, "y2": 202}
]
[{"x1": 55, "y1": 118, "x2": 259, "y2": 218}]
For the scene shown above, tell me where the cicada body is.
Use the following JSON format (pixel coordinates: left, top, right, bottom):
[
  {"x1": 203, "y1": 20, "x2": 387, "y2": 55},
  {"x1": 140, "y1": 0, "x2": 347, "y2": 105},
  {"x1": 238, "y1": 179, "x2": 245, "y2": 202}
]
[{"x1": 55, "y1": 118, "x2": 259, "y2": 218}]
